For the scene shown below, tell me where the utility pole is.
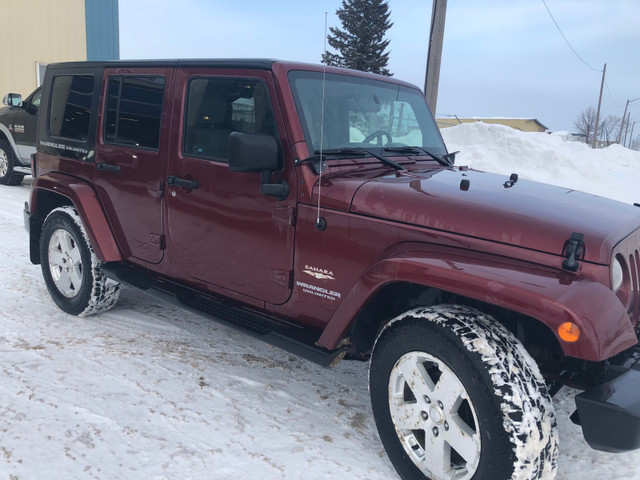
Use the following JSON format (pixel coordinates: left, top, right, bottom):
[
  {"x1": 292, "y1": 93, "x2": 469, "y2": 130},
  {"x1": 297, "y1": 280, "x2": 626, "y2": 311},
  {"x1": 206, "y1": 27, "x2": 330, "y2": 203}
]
[
  {"x1": 424, "y1": 0, "x2": 447, "y2": 114},
  {"x1": 624, "y1": 111, "x2": 631, "y2": 146},
  {"x1": 618, "y1": 100, "x2": 630, "y2": 144},
  {"x1": 591, "y1": 63, "x2": 606, "y2": 149},
  {"x1": 617, "y1": 97, "x2": 640, "y2": 144},
  {"x1": 629, "y1": 121, "x2": 639, "y2": 149}
]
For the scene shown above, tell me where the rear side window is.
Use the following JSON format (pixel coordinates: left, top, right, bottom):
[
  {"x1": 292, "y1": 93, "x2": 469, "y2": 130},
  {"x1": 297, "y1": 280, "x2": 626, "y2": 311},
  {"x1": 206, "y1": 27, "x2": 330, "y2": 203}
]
[
  {"x1": 49, "y1": 75, "x2": 95, "y2": 141},
  {"x1": 183, "y1": 77, "x2": 277, "y2": 162},
  {"x1": 104, "y1": 76, "x2": 166, "y2": 150}
]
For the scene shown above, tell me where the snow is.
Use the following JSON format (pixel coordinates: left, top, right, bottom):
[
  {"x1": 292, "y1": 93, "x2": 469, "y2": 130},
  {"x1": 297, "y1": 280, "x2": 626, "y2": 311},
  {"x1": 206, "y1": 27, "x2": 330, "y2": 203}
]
[
  {"x1": 2, "y1": 123, "x2": 640, "y2": 479},
  {"x1": 441, "y1": 122, "x2": 640, "y2": 206}
]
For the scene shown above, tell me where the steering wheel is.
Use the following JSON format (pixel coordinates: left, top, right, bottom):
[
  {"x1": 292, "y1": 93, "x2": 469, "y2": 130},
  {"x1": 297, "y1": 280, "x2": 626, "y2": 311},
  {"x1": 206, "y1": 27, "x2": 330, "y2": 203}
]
[{"x1": 363, "y1": 130, "x2": 392, "y2": 145}]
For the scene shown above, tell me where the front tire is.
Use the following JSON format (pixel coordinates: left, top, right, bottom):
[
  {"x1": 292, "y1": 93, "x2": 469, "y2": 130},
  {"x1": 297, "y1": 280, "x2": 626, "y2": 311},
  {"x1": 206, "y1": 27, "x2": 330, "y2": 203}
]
[
  {"x1": 40, "y1": 206, "x2": 120, "y2": 316},
  {"x1": 0, "y1": 139, "x2": 25, "y2": 186},
  {"x1": 370, "y1": 305, "x2": 558, "y2": 480}
]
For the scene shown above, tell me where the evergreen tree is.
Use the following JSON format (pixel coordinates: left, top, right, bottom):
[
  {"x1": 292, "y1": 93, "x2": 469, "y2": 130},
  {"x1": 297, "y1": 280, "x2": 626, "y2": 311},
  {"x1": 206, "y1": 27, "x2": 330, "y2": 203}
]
[{"x1": 322, "y1": 0, "x2": 393, "y2": 76}]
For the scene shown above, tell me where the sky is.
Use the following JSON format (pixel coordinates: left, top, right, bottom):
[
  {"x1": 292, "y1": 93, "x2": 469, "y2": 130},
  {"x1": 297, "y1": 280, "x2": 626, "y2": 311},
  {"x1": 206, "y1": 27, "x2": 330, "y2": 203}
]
[{"x1": 119, "y1": 0, "x2": 640, "y2": 133}]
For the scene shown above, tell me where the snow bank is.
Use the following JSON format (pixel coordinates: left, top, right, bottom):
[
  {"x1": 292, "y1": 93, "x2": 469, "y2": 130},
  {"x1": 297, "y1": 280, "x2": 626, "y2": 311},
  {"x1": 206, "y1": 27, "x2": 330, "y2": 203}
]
[{"x1": 441, "y1": 122, "x2": 640, "y2": 205}]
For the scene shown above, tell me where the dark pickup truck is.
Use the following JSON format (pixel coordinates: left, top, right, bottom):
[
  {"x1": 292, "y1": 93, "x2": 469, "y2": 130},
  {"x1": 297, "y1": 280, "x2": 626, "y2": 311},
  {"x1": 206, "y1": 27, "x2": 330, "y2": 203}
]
[
  {"x1": 23, "y1": 59, "x2": 640, "y2": 480},
  {"x1": 0, "y1": 87, "x2": 41, "y2": 184}
]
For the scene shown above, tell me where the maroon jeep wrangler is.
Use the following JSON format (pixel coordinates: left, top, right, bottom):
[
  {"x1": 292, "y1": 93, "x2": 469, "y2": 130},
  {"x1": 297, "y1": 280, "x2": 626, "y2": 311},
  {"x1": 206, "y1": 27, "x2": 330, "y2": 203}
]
[{"x1": 24, "y1": 59, "x2": 640, "y2": 480}]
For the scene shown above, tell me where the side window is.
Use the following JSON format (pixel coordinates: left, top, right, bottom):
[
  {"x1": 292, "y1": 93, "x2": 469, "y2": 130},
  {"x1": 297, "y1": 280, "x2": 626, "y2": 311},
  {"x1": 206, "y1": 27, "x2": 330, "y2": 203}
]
[
  {"x1": 30, "y1": 89, "x2": 42, "y2": 110},
  {"x1": 49, "y1": 75, "x2": 95, "y2": 141},
  {"x1": 183, "y1": 77, "x2": 277, "y2": 162},
  {"x1": 104, "y1": 76, "x2": 166, "y2": 150}
]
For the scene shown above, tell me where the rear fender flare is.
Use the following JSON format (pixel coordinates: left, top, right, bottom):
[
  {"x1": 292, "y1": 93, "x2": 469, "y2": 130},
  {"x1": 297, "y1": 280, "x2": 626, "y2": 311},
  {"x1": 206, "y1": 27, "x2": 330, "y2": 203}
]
[
  {"x1": 317, "y1": 246, "x2": 635, "y2": 361},
  {"x1": 30, "y1": 173, "x2": 121, "y2": 263}
]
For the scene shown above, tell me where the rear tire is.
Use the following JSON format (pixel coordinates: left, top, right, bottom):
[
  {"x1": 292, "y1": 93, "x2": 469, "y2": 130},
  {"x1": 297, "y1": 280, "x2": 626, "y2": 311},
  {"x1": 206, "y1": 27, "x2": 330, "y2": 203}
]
[
  {"x1": 0, "y1": 139, "x2": 25, "y2": 185},
  {"x1": 40, "y1": 206, "x2": 120, "y2": 316},
  {"x1": 370, "y1": 305, "x2": 558, "y2": 480}
]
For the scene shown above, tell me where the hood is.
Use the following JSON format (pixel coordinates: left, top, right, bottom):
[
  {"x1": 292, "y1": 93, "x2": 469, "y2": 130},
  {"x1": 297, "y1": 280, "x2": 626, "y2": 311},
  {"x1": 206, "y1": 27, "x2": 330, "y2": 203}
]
[{"x1": 344, "y1": 167, "x2": 640, "y2": 264}]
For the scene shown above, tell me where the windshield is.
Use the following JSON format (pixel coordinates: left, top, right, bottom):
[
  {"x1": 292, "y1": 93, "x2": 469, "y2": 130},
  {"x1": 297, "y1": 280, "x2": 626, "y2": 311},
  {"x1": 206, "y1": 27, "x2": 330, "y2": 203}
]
[{"x1": 289, "y1": 70, "x2": 447, "y2": 157}]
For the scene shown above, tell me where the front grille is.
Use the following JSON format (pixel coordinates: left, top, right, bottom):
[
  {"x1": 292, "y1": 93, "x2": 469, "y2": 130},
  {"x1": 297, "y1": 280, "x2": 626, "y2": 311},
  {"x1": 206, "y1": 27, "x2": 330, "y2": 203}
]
[{"x1": 613, "y1": 228, "x2": 640, "y2": 329}]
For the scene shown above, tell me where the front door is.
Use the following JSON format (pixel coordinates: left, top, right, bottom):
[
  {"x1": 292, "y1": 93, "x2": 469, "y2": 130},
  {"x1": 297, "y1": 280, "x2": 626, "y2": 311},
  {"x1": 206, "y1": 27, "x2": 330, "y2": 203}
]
[
  {"x1": 94, "y1": 68, "x2": 172, "y2": 264},
  {"x1": 165, "y1": 68, "x2": 296, "y2": 305},
  {"x1": 12, "y1": 87, "x2": 41, "y2": 162}
]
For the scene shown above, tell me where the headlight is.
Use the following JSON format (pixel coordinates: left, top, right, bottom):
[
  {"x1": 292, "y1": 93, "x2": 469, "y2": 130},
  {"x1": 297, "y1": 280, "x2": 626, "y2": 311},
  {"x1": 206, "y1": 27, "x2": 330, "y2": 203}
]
[{"x1": 612, "y1": 256, "x2": 624, "y2": 293}]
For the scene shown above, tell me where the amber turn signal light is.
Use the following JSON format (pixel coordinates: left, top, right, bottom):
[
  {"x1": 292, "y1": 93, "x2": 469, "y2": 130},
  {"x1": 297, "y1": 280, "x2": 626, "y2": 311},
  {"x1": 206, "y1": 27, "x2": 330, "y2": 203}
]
[{"x1": 558, "y1": 322, "x2": 581, "y2": 342}]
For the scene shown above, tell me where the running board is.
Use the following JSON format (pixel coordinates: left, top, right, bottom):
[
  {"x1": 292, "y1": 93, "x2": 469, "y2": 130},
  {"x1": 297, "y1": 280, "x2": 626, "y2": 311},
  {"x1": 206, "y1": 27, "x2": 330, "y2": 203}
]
[
  {"x1": 14, "y1": 166, "x2": 32, "y2": 175},
  {"x1": 101, "y1": 262, "x2": 345, "y2": 367}
]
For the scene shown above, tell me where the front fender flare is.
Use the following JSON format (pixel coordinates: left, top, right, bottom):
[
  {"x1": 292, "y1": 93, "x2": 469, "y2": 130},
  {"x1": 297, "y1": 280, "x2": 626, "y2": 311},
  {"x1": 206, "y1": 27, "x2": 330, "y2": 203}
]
[
  {"x1": 29, "y1": 173, "x2": 121, "y2": 262},
  {"x1": 0, "y1": 123, "x2": 20, "y2": 158},
  {"x1": 317, "y1": 246, "x2": 635, "y2": 362}
]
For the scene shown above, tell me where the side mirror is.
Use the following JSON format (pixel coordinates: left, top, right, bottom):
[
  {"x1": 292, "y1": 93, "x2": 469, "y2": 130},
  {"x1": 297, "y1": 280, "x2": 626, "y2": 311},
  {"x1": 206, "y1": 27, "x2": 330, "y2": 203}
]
[
  {"x1": 229, "y1": 132, "x2": 280, "y2": 172},
  {"x1": 229, "y1": 132, "x2": 289, "y2": 200},
  {"x1": 2, "y1": 93, "x2": 23, "y2": 107}
]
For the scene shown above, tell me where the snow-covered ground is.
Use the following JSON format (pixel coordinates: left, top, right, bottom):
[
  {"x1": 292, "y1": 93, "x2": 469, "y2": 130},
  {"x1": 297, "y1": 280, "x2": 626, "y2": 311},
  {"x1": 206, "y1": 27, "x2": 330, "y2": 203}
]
[{"x1": 1, "y1": 123, "x2": 640, "y2": 479}]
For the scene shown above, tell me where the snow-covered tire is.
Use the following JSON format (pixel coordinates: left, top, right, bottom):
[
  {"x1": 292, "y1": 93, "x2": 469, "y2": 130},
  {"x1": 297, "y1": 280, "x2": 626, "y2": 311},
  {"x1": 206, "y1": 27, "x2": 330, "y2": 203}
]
[
  {"x1": 369, "y1": 304, "x2": 558, "y2": 480},
  {"x1": 0, "y1": 139, "x2": 25, "y2": 186},
  {"x1": 40, "y1": 206, "x2": 120, "y2": 316}
]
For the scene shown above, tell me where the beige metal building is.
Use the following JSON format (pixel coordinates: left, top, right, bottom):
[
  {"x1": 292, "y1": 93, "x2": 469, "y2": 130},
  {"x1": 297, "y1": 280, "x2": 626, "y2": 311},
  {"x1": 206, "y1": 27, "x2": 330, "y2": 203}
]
[
  {"x1": 437, "y1": 117, "x2": 548, "y2": 133},
  {"x1": 0, "y1": 0, "x2": 118, "y2": 97}
]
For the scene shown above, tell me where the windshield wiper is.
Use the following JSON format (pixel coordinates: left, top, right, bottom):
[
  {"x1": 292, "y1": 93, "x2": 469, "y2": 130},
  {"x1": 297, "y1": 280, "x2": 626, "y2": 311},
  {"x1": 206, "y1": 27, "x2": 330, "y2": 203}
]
[
  {"x1": 299, "y1": 147, "x2": 405, "y2": 173},
  {"x1": 383, "y1": 146, "x2": 455, "y2": 167}
]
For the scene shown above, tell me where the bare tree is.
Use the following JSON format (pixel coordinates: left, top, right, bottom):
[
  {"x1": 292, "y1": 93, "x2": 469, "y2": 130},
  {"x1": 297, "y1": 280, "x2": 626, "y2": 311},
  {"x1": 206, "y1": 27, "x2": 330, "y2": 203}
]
[
  {"x1": 631, "y1": 135, "x2": 640, "y2": 151},
  {"x1": 599, "y1": 115, "x2": 622, "y2": 145},
  {"x1": 574, "y1": 106, "x2": 596, "y2": 144}
]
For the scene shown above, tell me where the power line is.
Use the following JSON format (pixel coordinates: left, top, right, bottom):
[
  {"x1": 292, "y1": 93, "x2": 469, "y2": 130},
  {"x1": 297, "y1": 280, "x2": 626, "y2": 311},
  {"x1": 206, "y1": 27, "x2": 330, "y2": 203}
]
[
  {"x1": 540, "y1": 0, "x2": 602, "y2": 73},
  {"x1": 604, "y1": 79, "x2": 623, "y2": 108}
]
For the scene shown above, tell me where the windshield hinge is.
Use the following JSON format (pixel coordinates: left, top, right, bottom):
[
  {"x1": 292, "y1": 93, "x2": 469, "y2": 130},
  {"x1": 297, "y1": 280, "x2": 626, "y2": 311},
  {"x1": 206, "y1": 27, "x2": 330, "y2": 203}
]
[
  {"x1": 273, "y1": 206, "x2": 296, "y2": 227},
  {"x1": 562, "y1": 232, "x2": 584, "y2": 272}
]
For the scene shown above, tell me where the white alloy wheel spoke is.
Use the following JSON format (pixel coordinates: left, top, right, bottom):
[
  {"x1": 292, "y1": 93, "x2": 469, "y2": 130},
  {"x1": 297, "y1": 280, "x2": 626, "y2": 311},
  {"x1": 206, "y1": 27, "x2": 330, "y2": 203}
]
[
  {"x1": 433, "y1": 369, "x2": 466, "y2": 414},
  {"x1": 48, "y1": 248, "x2": 66, "y2": 268},
  {"x1": 423, "y1": 432, "x2": 452, "y2": 480},
  {"x1": 67, "y1": 243, "x2": 82, "y2": 266},
  {"x1": 390, "y1": 401, "x2": 424, "y2": 431},
  {"x1": 56, "y1": 269, "x2": 74, "y2": 294},
  {"x1": 61, "y1": 233, "x2": 77, "y2": 259},
  {"x1": 397, "y1": 354, "x2": 436, "y2": 399},
  {"x1": 445, "y1": 415, "x2": 480, "y2": 468},
  {"x1": 68, "y1": 265, "x2": 83, "y2": 291}
]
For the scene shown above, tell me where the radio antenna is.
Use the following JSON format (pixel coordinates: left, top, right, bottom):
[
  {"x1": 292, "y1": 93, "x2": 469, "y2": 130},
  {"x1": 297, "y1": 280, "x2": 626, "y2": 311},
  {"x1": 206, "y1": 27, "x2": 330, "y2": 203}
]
[{"x1": 315, "y1": 12, "x2": 328, "y2": 231}]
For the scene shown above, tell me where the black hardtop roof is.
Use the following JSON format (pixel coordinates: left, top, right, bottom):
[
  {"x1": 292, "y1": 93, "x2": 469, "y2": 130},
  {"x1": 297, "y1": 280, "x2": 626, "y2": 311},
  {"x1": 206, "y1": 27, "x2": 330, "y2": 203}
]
[
  {"x1": 46, "y1": 58, "x2": 278, "y2": 70},
  {"x1": 45, "y1": 58, "x2": 421, "y2": 90}
]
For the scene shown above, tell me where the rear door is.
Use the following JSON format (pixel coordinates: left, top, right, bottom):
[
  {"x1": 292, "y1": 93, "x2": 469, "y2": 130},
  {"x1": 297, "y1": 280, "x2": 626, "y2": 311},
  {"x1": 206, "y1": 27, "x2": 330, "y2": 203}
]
[
  {"x1": 94, "y1": 68, "x2": 172, "y2": 264},
  {"x1": 164, "y1": 68, "x2": 296, "y2": 305}
]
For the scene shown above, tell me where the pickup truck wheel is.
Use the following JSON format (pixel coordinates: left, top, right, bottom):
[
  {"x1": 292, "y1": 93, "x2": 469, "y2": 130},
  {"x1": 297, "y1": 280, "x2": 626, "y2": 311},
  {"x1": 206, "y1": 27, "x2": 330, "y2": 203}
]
[
  {"x1": 370, "y1": 305, "x2": 558, "y2": 480},
  {"x1": 0, "y1": 139, "x2": 25, "y2": 186},
  {"x1": 40, "y1": 206, "x2": 120, "y2": 316}
]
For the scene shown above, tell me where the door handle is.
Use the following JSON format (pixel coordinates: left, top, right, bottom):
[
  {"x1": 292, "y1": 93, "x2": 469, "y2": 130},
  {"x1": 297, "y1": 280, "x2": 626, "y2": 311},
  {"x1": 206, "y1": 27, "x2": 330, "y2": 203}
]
[
  {"x1": 167, "y1": 175, "x2": 199, "y2": 189},
  {"x1": 97, "y1": 163, "x2": 121, "y2": 173}
]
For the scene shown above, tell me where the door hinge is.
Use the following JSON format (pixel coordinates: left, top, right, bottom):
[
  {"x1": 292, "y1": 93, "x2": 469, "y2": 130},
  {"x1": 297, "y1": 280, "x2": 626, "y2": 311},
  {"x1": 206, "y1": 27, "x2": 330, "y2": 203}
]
[
  {"x1": 272, "y1": 206, "x2": 296, "y2": 226},
  {"x1": 149, "y1": 234, "x2": 165, "y2": 250},
  {"x1": 270, "y1": 269, "x2": 293, "y2": 289}
]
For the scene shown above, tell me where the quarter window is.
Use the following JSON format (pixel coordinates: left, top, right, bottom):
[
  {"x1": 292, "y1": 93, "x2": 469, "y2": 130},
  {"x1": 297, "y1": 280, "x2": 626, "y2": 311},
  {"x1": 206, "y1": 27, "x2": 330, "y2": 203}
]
[
  {"x1": 49, "y1": 75, "x2": 95, "y2": 141},
  {"x1": 183, "y1": 77, "x2": 278, "y2": 162},
  {"x1": 104, "y1": 76, "x2": 166, "y2": 150}
]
